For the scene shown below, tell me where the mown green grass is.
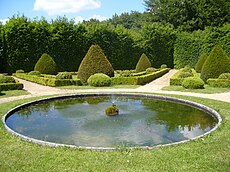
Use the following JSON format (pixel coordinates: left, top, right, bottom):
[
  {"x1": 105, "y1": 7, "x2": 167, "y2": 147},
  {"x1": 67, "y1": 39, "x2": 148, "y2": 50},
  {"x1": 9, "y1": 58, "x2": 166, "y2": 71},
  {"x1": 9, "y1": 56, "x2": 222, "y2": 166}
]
[
  {"x1": 0, "y1": 90, "x2": 29, "y2": 98},
  {"x1": 0, "y1": 94, "x2": 229, "y2": 171},
  {"x1": 162, "y1": 85, "x2": 230, "y2": 94}
]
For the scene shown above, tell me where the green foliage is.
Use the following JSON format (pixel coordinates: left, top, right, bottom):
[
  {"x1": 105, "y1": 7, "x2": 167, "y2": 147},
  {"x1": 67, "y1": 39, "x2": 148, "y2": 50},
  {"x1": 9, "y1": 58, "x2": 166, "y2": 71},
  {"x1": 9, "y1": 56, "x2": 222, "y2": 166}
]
[
  {"x1": 141, "y1": 22, "x2": 176, "y2": 68},
  {"x1": 0, "y1": 75, "x2": 15, "y2": 83},
  {"x1": 105, "y1": 105, "x2": 119, "y2": 116},
  {"x1": 146, "y1": 67, "x2": 157, "y2": 74},
  {"x1": 16, "y1": 69, "x2": 24, "y2": 73},
  {"x1": 28, "y1": 71, "x2": 41, "y2": 76},
  {"x1": 34, "y1": 53, "x2": 57, "y2": 75},
  {"x1": 182, "y1": 77, "x2": 205, "y2": 89},
  {"x1": 207, "y1": 78, "x2": 230, "y2": 88},
  {"x1": 14, "y1": 73, "x2": 81, "y2": 87},
  {"x1": 195, "y1": 53, "x2": 208, "y2": 73},
  {"x1": 144, "y1": 0, "x2": 230, "y2": 31},
  {"x1": 78, "y1": 44, "x2": 114, "y2": 84},
  {"x1": 87, "y1": 73, "x2": 112, "y2": 87},
  {"x1": 56, "y1": 72, "x2": 72, "y2": 79},
  {"x1": 135, "y1": 53, "x2": 151, "y2": 72},
  {"x1": 161, "y1": 64, "x2": 167, "y2": 69},
  {"x1": 0, "y1": 82, "x2": 23, "y2": 91},
  {"x1": 200, "y1": 45, "x2": 230, "y2": 82},
  {"x1": 170, "y1": 68, "x2": 198, "y2": 85},
  {"x1": 112, "y1": 68, "x2": 169, "y2": 85},
  {"x1": 218, "y1": 73, "x2": 230, "y2": 79}
]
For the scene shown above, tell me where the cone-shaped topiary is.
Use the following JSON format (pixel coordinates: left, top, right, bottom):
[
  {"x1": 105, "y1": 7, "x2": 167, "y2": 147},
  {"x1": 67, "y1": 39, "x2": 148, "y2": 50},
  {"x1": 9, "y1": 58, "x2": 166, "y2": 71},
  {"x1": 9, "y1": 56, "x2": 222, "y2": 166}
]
[
  {"x1": 195, "y1": 53, "x2": 208, "y2": 73},
  {"x1": 201, "y1": 45, "x2": 230, "y2": 82},
  {"x1": 34, "y1": 53, "x2": 57, "y2": 75},
  {"x1": 135, "y1": 53, "x2": 151, "y2": 72},
  {"x1": 78, "y1": 44, "x2": 114, "y2": 84}
]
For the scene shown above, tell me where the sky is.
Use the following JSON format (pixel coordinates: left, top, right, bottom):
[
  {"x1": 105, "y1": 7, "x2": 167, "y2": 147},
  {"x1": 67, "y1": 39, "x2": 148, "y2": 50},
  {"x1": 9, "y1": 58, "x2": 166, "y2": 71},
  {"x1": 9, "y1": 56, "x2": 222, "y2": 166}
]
[{"x1": 0, "y1": 0, "x2": 146, "y2": 24}]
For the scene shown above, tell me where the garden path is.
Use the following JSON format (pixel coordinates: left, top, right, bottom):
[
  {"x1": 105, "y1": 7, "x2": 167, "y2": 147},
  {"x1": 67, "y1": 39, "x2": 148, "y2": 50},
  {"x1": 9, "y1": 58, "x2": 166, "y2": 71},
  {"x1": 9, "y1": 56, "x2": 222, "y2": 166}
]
[{"x1": 0, "y1": 72, "x2": 230, "y2": 104}]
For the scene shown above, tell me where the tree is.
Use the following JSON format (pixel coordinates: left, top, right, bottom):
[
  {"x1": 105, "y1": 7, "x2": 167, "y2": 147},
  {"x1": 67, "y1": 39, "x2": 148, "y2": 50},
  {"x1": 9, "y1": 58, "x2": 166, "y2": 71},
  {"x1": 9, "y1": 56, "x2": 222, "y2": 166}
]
[
  {"x1": 135, "y1": 53, "x2": 151, "y2": 72},
  {"x1": 144, "y1": 0, "x2": 230, "y2": 31},
  {"x1": 34, "y1": 53, "x2": 57, "y2": 74}
]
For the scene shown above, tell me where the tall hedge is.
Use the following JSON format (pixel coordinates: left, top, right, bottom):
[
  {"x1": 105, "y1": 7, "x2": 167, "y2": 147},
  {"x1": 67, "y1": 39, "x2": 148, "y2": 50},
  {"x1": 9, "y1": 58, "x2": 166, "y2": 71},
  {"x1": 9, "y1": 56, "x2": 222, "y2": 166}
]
[
  {"x1": 195, "y1": 53, "x2": 208, "y2": 73},
  {"x1": 34, "y1": 53, "x2": 57, "y2": 74},
  {"x1": 78, "y1": 44, "x2": 114, "y2": 84},
  {"x1": 200, "y1": 45, "x2": 230, "y2": 82},
  {"x1": 135, "y1": 53, "x2": 151, "y2": 72}
]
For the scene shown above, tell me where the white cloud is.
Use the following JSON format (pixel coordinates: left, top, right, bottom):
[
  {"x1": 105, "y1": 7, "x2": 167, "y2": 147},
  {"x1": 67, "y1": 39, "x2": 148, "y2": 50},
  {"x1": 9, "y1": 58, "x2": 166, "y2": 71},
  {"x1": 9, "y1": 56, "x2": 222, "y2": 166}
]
[
  {"x1": 89, "y1": 14, "x2": 107, "y2": 21},
  {"x1": 74, "y1": 16, "x2": 84, "y2": 23},
  {"x1": 33, "y1": 0, "x2": 101, "y2": 16},
  {"x1": 0, "y1": 19, "x2": 9, "y2": 25},
  {"x1": 74, "y1": 14, "x2": 107, "y2": 24}
]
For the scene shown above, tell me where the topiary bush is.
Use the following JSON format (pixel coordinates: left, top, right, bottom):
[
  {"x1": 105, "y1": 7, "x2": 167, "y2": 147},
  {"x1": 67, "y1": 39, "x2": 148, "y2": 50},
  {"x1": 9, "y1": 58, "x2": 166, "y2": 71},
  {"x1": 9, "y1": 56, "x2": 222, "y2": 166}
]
[
  {"x1": 182, "y1": 77, "x2": 205, "y2": 89},
  {"x1": 28, "y1": 71, "x2": 41, "y2": 76},
  {"x1": 87, "y1": 73, "x2": 112, "y2": 87},
  {"x1": 78, "y1": 44, "x2": 114, "y2": 84},
  {"x1": 135, "y1": 53, "x2": 151, "y2": 72},
  {"x1": 56, "y1": 72, "x2": 72, "y2": 79},
  {"x1": 146, "y1": 67, "x2": 157, "y2": 73},
  {"x1": 195, "y1": 53, "x2": 208, "y2": 73},
  {"x1": 16, "y1": 69, "x2": 24, "y2": 73},
  {"x1": 178, "y1": 72, "x2": 193, "y2": 78},
  {"x1": 218, "y1": 73, "x2": 230, "y2": 79},
  {"x1": 0, "y1": 76, "x2": 16, "y2": 83},
  {"x1": 201, "y1": 45, "x2": 230, "y2": 82},
  {"x1": 34, "y1": 53, "x2": 57, "y2": 75},
  {"x1": 161, "y1": 64, "x2": 167, "y2": 69}
]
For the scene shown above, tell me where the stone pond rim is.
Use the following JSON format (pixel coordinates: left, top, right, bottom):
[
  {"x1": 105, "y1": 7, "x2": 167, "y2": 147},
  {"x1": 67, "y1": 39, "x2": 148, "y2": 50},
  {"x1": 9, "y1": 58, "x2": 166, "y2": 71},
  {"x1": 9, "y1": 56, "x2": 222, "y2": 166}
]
[{"x1": 2, "y1": 93, "x2": 222, "y2": 151}]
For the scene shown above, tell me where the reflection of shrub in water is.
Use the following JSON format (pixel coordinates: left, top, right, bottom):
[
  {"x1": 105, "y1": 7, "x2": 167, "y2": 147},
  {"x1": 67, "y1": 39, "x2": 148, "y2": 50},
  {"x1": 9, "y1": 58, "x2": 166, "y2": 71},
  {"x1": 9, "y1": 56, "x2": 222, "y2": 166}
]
[{"x1": 143, "y1": 99, "x2": 217, "y2": 132}]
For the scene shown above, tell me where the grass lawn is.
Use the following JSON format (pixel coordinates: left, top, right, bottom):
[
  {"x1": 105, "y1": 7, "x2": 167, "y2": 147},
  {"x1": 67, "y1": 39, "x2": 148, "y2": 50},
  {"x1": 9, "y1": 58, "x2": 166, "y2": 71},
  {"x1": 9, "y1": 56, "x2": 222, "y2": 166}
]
[
  {"x1": 58, "y1": 85, "x2": 140, "y2": 89},
  {"x1": 0, "y1": 90, "x2": 29, "y2": 98},
  {"x1": 162, "y1": 85, "x2": 230, "y2": 94},
  {"x1": 0, "y1": 94, "x2": 229, "y2": 171}
]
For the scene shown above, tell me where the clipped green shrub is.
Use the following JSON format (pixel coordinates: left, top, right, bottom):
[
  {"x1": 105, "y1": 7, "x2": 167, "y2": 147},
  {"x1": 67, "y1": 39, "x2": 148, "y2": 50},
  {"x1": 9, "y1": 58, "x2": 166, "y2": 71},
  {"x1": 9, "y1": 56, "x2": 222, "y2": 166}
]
[
  {"x1": 170, "y1": 68, "x2": 198, "y2": 85},
  {"x1": 135, "y1": 53, "x2": 151, "y2": 72},
  {"x1": 181, "y1": 65, "x2": 192, "y2": 73},
  {"x1": 182, "y1": 77, "x2": 205, "y2": 89},
  {"x1": 0, "y1": 76, "x2": 16, "y2": 83},
  {"x1": 195, "y1": 53, "x2": 208, "y2": 73},
  {"x1": 201, "y1": 45, "x2": 230, "y2": 82},
  {"x1": 56, "y1": 72, "x2": 72, "y2": 79},
  {"x1": 146, "y1": 67, "x2": 157, "y2": 73},
  {"x1": 207, "y1": 79, "x2": 230, "y2": 88},
  {"x1": 218, "y1": 73, "x2": 230, "y2": 79},
  {"x1": 16, "y1": 69, "x2": 24, "y2": 73},
  {"x1": 178, "y1": 72, "x2": 193, "y2": 78},
  {"x1": 0, "y1": 83, "x2": 23, "y2": 91},
  {"x1": 161, "y1": 64, "x2": 167, "y2": 69},
  {"x1": 87, "y1": 73, "x2": 112, "y2": 87},
  {"x1": 78, "y1": 44, "x2": 114, "y2": 84},
  {"x1": 34, "y1": 53, "x2": 57, "y2": 75},
  {"x1": 28, "y1": 71, "x2": 41, "y2": 76}
]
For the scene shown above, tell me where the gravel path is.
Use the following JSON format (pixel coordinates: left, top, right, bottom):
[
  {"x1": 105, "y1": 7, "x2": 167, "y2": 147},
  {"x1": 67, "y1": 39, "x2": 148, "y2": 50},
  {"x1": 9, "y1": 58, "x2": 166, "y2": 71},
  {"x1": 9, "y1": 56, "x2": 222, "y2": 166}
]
[{"x1": 0, "y1": 72, "x2": 230, "y2": 104}]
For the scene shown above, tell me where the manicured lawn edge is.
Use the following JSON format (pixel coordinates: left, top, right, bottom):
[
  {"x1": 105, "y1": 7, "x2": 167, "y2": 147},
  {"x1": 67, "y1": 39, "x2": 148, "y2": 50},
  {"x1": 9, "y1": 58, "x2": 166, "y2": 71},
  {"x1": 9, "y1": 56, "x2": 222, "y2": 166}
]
[{"x1": 0, "y1": 94, "x2": 229, "y2": 171}]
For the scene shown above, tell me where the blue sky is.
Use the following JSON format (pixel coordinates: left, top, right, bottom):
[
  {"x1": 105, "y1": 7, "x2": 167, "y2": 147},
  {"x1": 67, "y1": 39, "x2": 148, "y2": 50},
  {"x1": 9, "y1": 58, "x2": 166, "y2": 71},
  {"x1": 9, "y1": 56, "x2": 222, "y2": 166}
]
[{"x1": 0, "y1": 0, "x2": 146, "y2": 24}]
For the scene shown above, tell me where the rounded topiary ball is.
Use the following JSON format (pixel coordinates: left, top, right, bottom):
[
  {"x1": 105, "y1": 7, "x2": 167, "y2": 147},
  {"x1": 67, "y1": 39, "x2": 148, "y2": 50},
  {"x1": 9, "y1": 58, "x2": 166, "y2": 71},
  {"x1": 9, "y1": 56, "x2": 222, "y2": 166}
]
[
  {"x1": 146, "y1": 67, "x2": 157, "y2": 73},
  {"x1": 28, "y1": 71, "x2": 41, "y2": 76},
  {"x1": 178, "y1": 71, "x2": 193, "y2": 78},
  {"x1": 218, "y1": 73, "x2": 230, "y2": 79},
  {"x1": 56, "y1": 72, "x2": 72, "y2": 79},
  {"x1": 87, "y1": 73, "x2": 112, "y2": 87},
  {"x1": 182, "y1": 77, "x2": 205, "y2": 89}
]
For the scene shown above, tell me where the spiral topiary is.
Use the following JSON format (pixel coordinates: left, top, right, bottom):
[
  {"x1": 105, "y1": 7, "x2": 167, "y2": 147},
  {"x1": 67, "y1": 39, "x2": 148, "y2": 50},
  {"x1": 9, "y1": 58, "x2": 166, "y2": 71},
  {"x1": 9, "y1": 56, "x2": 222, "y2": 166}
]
[
  {"x1": 78, "y1": 44, "x2": 114, "y2": 84},
  {"x1": 182, "y1": 77, "x2": 204, "y2": 89},
  {"x1": 201, "y1": 45, "x2": 230, "y2": 82},
  {"x1": 34, "y1": 53, "x2": 57, "y2": 75},
  {"x1": 56, "y1": 72, "x2": 72, "y2": 79},
  {"x1": 135, "y1": 53, "x2": 151, "y2": 72},
  {"x1": 87, "y1": 73, "x2": 112, "y2": 87},
  {"x1": 195, "y1": 53, "x2": 208, "y2": 73}
]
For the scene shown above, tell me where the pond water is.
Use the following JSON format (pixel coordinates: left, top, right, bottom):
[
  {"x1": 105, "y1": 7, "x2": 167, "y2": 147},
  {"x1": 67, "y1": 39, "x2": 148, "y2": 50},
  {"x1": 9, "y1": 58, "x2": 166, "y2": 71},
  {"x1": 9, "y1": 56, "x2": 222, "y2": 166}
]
[{"x1": 5, "y1": 95, "x2": 217, "y2": 148}]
